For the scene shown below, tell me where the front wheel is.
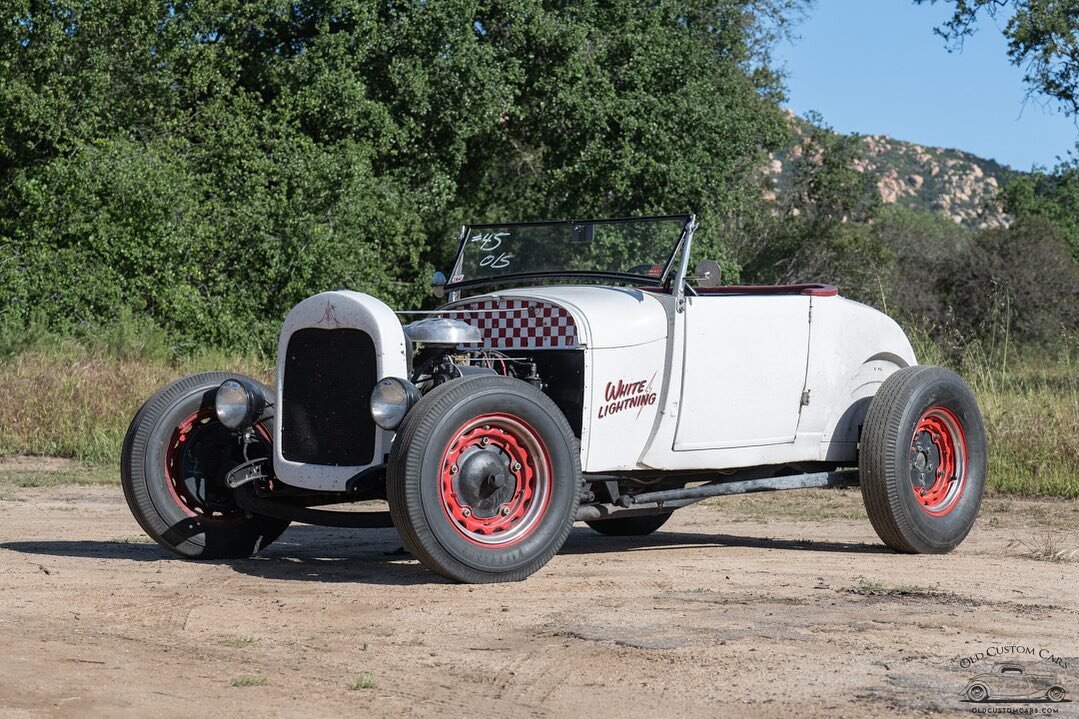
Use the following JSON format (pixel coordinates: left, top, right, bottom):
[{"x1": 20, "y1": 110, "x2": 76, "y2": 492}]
[
  {"x1": 859, "y1": 365, "x2": 987, "y2": 554},
  {"x1": 387, "y1": 376, "x2": 581, "y2": 583},
  {"x1": 121, "y1": 372, "x2": 290, "y2": 559}
]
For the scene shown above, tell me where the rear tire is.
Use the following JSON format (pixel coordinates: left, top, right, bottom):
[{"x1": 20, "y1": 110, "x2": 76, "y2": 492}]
[
  {"x1": 387, "y1": 376, "x2": 581, "y2": 583},
  {"x1": 121, "y1": 372, "x2": 290, "y2": 559},
  {"x1": 859, "y1": 365, "x2": 987, "y2": 554},
  {"x1": 586, "y1": 512, "x2": 673, "y2": 536}
]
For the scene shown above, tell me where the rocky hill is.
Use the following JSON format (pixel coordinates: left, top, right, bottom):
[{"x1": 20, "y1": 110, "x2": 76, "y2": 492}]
[
  {"x1": 769, "y1": 117, "x2": 1019, "y2": 228},
  {"x1": 861, "y1": 133, "x2": 1015, "y2": 228}
]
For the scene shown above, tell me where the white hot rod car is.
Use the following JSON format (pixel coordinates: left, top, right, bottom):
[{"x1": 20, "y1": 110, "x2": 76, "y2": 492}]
[{"x1": 122, "y1": 215, "x2": 987, "y2": 583}]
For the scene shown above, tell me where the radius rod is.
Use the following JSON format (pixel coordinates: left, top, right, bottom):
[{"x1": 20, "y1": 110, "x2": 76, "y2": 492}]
[{"x1": 621, "y1": 469, "x2": 860, "y2": 506}]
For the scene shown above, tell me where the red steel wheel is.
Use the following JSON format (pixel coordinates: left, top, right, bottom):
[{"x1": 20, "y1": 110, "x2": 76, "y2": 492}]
[
  {"x1": 908, "y1": 406, "x2": 967, "y2": 516},
  {"x1": 438, "y1": 413, "x2": 552, "y2": 546},
  {"x1": 860, "y1": 365, "x2": 987, "y2": 554},
  {"x1": 387, "y1": 375, "x2": 581, "y2": 583}
]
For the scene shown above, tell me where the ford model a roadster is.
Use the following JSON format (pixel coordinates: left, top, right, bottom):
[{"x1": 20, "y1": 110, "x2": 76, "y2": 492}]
[{"x1": 121, "y1": 215, "x2": 988, "y2": 583}]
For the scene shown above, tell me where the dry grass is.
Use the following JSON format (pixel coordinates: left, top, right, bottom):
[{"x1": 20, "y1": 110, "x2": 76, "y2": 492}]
[
  {"x1": 0, "y1": 339, "x2": 270, "y2": 464},
  {"x1": 974, "y1": 353, "x2": 1079, "y2": 498},
  {"x1": 1, "y1": 334, "x2": 1076, "y2": 498},
  {"x1": 914, "y1": 337, "x2": 1078, "y2": 499},
  {"x1": 1008, "y1": 531, "x2": 1079, "y2": 562},
  {"x1": 845, "y1": 576, "x2": 955, "y2": 598}
]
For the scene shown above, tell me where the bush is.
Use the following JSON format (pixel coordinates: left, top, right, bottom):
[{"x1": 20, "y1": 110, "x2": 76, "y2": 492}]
[{"x1": 943, "y1": 217, "x2": 1079, "y2": 346}]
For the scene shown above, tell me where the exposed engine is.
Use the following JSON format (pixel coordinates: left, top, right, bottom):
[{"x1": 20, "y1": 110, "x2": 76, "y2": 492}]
[
  {"x1": 403, "y1": 316, "x2": 544, "y2": 393},
  {"x1": 401, "y1": 313, "x2": 583, "y2": 436},
  {"x1": 410, "y1": 347, "x2": 544, "y2": 393}
]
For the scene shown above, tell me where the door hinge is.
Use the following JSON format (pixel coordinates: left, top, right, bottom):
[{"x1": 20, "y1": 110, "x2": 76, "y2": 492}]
[{"x1": 800, "y1": 389, "x2": 811, "y2": 406}]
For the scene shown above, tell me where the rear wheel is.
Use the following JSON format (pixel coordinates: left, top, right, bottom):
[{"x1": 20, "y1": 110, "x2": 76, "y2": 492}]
[
  {"x1": 387, "y1": 376, "x2": 581, "y2": 583},
  {"x1": 860, "y1": 365, "x2": 987, "y2": 554},
  {"x1": 121, "y1": 372, "x2": 290, "y2": 559},
  {"x1": 586, "y1": 512, "x2": 673, "y2": 536}
]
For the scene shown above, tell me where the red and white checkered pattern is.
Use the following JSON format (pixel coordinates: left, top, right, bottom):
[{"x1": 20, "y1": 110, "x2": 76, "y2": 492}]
[{"x1": 442, "y1": 299, "x2": 578, "y2": 349}]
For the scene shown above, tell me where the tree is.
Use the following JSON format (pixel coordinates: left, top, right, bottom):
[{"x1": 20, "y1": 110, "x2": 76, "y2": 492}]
[
  {"x1": 741, "y1": 114, "x2": 888, "y2": 300},
  {"x1": 999, "y1": 153, "x2": 1079, "y2": 260},
  {"x1": 915, "y1": 0, "x2": 1079, "y2": 117},
  {"x1": 945, "y1": 216, "x2": 1079, "y2": 344},
  {"x1": 1, "y1": 1, "x2": 809, "y2": 352}
]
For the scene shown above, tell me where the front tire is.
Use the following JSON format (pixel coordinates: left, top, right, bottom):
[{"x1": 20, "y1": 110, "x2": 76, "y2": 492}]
[
  {"x1": 387, "y1": 376, "x2": 581, "y2": 583},
  {"x1": 121, "y1": 372, "x2": 290, "y2": 559},
  {"x1": 860, "y1": 365, "x2": 987, "y2": 554}
]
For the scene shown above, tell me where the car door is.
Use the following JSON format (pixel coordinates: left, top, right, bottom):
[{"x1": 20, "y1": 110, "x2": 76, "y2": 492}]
[{"x1": 673, "y1": 294, "x2": 811, "y2": 450}]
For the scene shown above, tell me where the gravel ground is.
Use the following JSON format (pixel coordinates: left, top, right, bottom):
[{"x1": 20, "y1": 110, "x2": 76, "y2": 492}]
[{"x1": 0, "y1": 467, "x2": 1076, "y2": 718}]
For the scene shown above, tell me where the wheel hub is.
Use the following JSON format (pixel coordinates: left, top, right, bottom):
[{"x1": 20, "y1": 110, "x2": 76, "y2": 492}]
[
  {"x1": 907, "y1": 406, "x2": 967, "y2": 515},
  {"x1": 166, "y1": 409, "x2": 269, "y2": 520},
  {"x1": 438, "y1": 413, "x2": 552, "y2": 546},
  {"x1": 909, "y1": 431, "x2": 942, "y2": 490},
  {"x1": 453, "y1": 445, "x2": 516, "y2": 518}
]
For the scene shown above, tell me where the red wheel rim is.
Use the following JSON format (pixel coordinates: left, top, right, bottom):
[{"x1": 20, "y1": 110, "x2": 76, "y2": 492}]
[
  {"x1": 438, "y1": 413, "x2": 552, "y2": 546},
  {"x1": 164, "y1": 408, "x2": 270, "y2": 522},
  {"x1": 909, "y1": 406, "x2": 967, "y2": 516}
]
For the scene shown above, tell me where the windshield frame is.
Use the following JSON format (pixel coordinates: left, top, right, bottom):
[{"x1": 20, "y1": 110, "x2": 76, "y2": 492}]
[{"x1": 444, "y1": 214, "x2": 695, "y2": 294}]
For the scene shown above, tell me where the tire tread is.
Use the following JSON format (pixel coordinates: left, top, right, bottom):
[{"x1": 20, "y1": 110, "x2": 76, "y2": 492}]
[{"x1": 387, "y1": 376, "x2": 581, "y2": 583}]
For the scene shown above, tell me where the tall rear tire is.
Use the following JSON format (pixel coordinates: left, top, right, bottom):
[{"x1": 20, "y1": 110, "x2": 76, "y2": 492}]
[
  {"x1": 387, "y1": 376, "x2": 581, "y2": 583},
  {"x1": 859, "y1": 365, "x2": 987, "y2": 554},
  {"x1": 121, "y1": 372, "x2": 290, "y2": 559}
]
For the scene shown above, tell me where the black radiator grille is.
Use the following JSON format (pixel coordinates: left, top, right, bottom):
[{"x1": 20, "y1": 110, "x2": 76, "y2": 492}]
[{"x1": 281, "y1": 328, "x2": 377, "y2": 466}]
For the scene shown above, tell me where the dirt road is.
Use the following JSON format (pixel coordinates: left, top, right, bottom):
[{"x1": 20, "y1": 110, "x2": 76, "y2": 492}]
[{"x1": 1, "y1": 470, "x2": 1076, "y2": 718}]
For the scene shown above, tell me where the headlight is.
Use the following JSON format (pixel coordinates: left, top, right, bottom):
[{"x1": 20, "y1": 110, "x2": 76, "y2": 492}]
[
  {"x1": 214, "y1": 378, "x2": 266, "y2": 430},
  {"x1": 370, "y1": 377, "x2": 421, "y2": 430}
]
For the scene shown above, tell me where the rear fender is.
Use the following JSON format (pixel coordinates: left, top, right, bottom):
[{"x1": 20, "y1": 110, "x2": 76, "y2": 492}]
[{"x1": 818, "y1": 353, "x2": 910, "y2": 462}]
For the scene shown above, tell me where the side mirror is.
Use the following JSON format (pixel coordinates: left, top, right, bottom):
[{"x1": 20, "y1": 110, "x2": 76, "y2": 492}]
[
  {"x1": 432, "y1": 271, "x2": 447, "y2": 299},
  {"x1": 694, "y1": 259, "x2": 722, "y2": 288}
]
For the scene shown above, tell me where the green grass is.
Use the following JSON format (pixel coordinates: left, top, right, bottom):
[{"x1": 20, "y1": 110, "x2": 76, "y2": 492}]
[
  {"x1": 229, "y1": 675, "x2": 267, "y2": 688},
  {"x1": 846, "y1": 576, "x2": 954, "y2": 598},
  {"x1": 0, "y1": 332, "x2": 1075, "y2": 498},
  {"x1": 219, "y1": 635, "x2": 259, "y2": 647},
  {"x1": 975, "y1": 354, "x2": 1078, "y2": 497},
  {"x1": 348, "y1": 673, "x2": 376, "y2": 691},
  {"x1": 0, "y1": 463, "x2": 118, "y2": 488},
  {"x1": 913, "y1": 336, "x2": 1078, "y2": 498}
]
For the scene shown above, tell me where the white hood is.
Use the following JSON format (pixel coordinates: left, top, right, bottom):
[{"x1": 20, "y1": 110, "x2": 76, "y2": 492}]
[{"x1": 454, "y1": 285, "x2": 671, "y2": 349}]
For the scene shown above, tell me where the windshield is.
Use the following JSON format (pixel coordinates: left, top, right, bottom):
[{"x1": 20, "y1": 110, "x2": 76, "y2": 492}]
[{"x1": 447, "y1": 215, "x2": 692, "y2": 289}]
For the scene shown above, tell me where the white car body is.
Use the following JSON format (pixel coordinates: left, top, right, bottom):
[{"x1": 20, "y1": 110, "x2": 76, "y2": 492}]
[
  {"x1": 121, "y1": 214, "x2": 984, "y2": 582},
  {"x1": 272, "y1": 284, "x2": 915, "y2": 492}
]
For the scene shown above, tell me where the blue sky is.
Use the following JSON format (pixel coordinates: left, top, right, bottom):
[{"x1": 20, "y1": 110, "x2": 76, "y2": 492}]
[{"x1": 774, "y1": 0, "x2": 1078, "y2": 171}]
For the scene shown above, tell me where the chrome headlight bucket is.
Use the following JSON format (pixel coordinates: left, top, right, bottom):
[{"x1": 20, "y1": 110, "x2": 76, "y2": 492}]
[
  {"x1": 214, "y1": 378, "x2": 266, "y2": 430},
  {"x1": 370, "y1": 377, "x2": 421, "y2": 430}
]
